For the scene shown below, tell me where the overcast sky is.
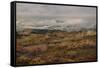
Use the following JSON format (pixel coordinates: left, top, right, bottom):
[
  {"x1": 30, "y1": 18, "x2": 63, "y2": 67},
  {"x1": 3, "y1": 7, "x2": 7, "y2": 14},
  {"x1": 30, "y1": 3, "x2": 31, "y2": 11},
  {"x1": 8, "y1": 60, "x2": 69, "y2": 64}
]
[{"x1": 16, "y1": 3, "x2": 96, "y2": 30}]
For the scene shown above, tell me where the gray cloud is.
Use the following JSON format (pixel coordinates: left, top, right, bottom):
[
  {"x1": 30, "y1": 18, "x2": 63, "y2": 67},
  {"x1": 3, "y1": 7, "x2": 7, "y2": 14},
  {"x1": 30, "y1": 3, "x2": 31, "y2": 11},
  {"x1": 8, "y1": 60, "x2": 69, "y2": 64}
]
[
  {"x1": 17, "y1": 3, "x2": 96, "y2": 17},
  {"x1": 16, "y1": 3, "x2": 96, "y2": 31}
]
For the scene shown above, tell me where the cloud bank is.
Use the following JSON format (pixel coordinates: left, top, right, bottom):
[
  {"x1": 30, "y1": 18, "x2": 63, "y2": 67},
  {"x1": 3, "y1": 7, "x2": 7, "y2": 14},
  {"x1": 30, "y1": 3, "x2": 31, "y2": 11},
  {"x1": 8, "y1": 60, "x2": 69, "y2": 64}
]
[{"x1": 16, "y1": 3, "x2": 96, "y2": 31}]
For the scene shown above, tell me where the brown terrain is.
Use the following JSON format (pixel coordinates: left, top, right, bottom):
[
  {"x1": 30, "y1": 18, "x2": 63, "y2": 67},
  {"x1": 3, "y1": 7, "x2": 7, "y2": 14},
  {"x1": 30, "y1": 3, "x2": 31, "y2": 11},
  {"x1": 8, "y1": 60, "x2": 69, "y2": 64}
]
[{"x1": 16, "y1": 30, "x2": 97, "y2": 65}]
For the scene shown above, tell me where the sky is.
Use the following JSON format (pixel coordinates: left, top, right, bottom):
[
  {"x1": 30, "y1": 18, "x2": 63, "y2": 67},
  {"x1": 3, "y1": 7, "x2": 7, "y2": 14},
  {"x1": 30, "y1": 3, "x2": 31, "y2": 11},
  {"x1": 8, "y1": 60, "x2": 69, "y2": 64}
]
[{"x1": 16, "y1": 3, "x2": 96, "y2": 31}]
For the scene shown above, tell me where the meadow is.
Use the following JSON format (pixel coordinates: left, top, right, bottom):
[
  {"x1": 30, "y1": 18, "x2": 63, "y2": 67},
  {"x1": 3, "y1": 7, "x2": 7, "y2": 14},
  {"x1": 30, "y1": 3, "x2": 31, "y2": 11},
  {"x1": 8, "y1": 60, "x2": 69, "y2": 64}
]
[{"x1": 16, "y1": 30, "x2": 97, "y2": 65}]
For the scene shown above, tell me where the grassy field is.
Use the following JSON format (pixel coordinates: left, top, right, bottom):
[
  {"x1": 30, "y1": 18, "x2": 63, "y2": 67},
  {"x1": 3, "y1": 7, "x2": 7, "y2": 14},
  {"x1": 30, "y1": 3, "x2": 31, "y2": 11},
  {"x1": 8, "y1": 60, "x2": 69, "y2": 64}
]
[{"x1": 16, "y1": 30, "x2": 97, "y2": 65}]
